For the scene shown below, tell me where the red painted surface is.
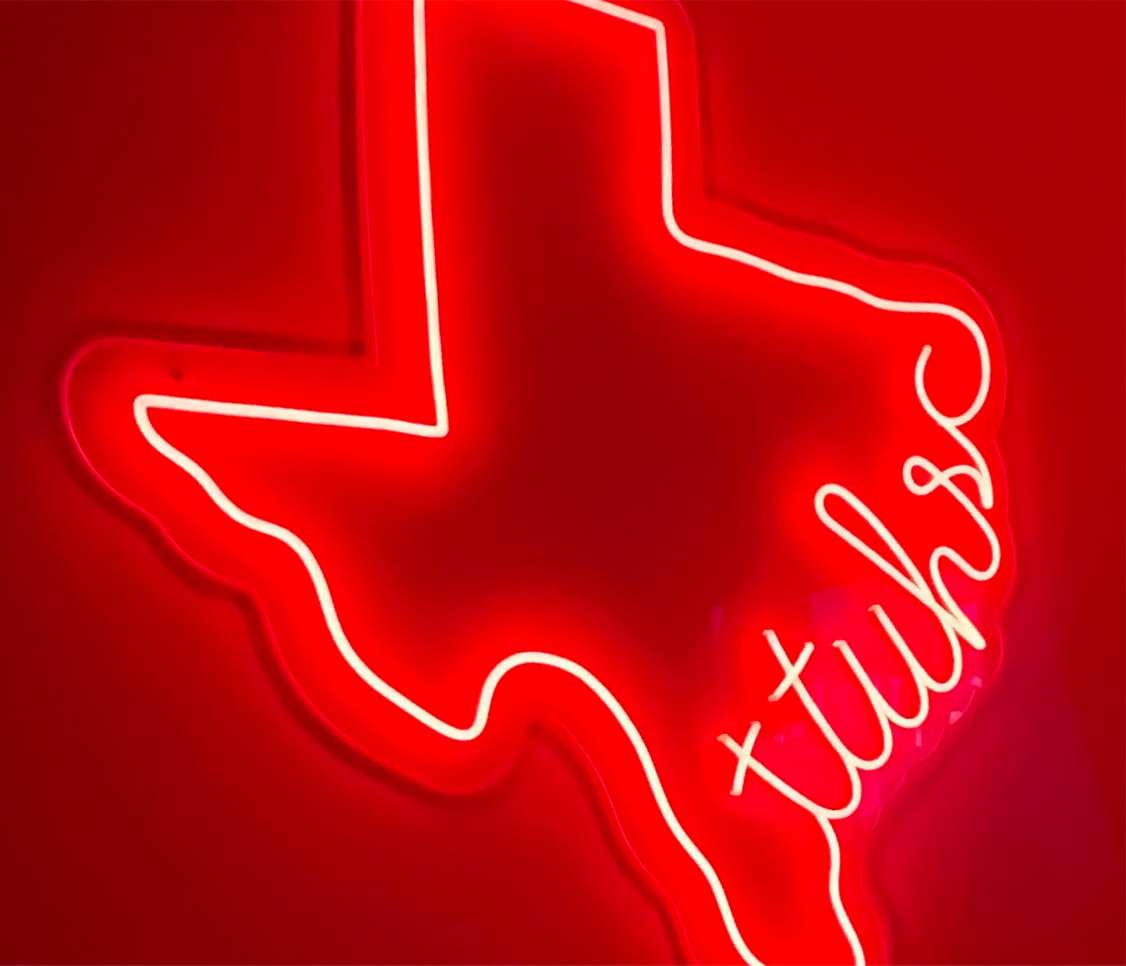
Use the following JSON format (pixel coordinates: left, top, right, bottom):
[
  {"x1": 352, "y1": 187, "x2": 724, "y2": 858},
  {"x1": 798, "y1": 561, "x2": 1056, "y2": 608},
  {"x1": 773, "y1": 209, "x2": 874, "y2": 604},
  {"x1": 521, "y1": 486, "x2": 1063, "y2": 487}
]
[{"x1": 1, "y1": 1, "x2": 1122, "y2": 963}]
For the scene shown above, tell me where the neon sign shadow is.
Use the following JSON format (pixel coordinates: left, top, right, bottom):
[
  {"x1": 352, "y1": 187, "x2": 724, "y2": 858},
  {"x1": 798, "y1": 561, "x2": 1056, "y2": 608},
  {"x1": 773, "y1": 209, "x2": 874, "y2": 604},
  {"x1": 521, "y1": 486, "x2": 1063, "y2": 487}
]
[{"x1": 64, "y1": 0, "x2": 1010, "y2": 962}]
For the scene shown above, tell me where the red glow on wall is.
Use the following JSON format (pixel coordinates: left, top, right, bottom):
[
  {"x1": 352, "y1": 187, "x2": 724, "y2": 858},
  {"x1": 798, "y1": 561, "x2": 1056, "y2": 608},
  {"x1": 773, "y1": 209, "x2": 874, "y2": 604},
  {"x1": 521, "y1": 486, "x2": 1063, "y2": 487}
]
[
  {"x1": 4, "y1": 0, "x2": 1122, "y2": 963},
  {"x1": 62, "y1": 2, "x2": 1014, "y2": 961}
]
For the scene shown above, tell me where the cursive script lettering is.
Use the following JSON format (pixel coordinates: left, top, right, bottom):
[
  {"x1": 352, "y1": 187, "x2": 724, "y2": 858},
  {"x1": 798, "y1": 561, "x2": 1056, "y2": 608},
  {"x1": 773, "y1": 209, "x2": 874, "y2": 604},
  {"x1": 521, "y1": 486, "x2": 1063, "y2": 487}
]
[{"x1": 720, "y1": 331, "x2": 1000, "y2": 824}]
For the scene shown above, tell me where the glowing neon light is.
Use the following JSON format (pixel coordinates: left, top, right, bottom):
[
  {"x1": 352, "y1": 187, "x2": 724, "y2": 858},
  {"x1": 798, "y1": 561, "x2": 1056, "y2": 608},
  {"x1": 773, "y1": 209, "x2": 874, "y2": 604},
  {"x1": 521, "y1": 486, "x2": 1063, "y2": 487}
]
[{"x1": 72, "y1": 1, "x2": 1006, "y2": 962}]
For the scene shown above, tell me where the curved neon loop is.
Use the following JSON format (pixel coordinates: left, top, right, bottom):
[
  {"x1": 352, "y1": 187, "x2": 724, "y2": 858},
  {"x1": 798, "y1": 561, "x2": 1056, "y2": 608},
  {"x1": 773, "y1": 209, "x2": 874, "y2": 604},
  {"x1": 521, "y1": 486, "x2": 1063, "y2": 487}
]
[{"x1": 114, "y1": 1, "x2": 1003, "y2": 963}]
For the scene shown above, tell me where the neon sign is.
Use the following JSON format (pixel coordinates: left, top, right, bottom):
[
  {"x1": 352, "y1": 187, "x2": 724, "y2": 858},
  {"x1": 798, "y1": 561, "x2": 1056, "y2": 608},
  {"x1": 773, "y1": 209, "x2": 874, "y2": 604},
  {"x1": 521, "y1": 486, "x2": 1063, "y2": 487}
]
[{"x1": 64, "y1": 0, "x2": 1011, "y2": 961}]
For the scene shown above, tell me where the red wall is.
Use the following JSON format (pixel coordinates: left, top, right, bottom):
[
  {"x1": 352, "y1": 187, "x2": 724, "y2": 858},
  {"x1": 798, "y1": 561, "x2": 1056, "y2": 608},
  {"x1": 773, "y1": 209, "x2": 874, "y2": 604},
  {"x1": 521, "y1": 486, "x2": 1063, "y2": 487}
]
[{"x1": 1, "y1": 2, "x2": 1122, "y2": 962}]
